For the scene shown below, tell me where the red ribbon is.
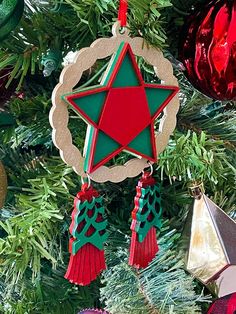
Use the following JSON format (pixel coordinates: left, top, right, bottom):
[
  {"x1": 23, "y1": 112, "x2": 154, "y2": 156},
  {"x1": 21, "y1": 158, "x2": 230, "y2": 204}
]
[{"x1": 118, "y1": 0, "x2": 128, "y2": 27}]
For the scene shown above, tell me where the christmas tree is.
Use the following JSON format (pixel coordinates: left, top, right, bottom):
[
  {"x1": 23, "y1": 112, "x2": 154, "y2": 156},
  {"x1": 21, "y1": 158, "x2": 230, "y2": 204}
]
[{"x1": 1, "y1": 0, "x2": 236, "y2": 313}]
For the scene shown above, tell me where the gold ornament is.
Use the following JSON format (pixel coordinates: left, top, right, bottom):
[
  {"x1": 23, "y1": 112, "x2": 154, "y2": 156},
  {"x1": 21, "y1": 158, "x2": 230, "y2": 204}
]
[
  {"x1": 182, "y1": 184, "x2": 236, "y2": 284},
  {"x1": 0, "y1": 161, "x2": 7, "y2": 208},
  {"x1": 214, "y1": 266, "x2": 236, "y2": 297}
]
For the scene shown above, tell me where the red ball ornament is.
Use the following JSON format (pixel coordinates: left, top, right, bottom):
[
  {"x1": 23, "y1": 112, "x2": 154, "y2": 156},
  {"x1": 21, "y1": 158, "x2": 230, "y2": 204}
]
[
  {"x1": 207, "y1": 293, "x2": 236, "y2": 313},
  {"x1": 179, "y1": 0, "x2": 236, "y2": 100}
]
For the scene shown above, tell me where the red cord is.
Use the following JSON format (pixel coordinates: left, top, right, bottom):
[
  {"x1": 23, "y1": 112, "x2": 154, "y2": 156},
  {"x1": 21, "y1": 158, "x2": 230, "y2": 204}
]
[{"x1": 118, "y1": 0, "x2": 128, "y2": 27}]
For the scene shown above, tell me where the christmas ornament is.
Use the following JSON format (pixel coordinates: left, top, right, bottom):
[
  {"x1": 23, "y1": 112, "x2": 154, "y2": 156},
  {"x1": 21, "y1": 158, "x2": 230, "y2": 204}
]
[
  {"x1": 50, "y1": 0, "x2": 179, "y2": 285},
  {"x1": 129, "y1": 169, "x2": 162, "y2": 268},
  {"x1": 0, "y1": 0, "x2": 24, "y2": 41},
  {"x1": 207, "y1": 293, "x2": 236, "y2": 314},
  {"x1": 215, "y1": 266, "x2": 236, "y2": 298},
  {"x1": 78, "y1": 309, "x2": 110, "y2": 314},
  {"x1": 50, "y1": 23, "x2": 179, "y2": 182},
  {"x1": 206, "y1": 266, "x2": 236, "y2": 312},
  {"x1": 62, "y1": 42, "x2": 178, "y2": 174},
  {"x1": 65, "y1": 181, "x2": 107, "y2": 285},
  {"x1": 183, "y1": 184, "x2": 236, "y2": 284},
  {"x1": 0, "y1": 111, "x2": 15, "y2": 127},
  {"x1": 41, "y1": 49, "x2": 62, "y2": 77},
  {"x1": 0, "y1": 161, "x2": 7, "y2": 208},
  {"x1": 179, "y1": 0, "x2": 236, "y2": 100}
]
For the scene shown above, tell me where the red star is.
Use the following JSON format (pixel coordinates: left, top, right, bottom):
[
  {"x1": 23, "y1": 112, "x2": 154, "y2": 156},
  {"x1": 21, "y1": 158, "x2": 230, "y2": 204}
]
[{"x1": 63, "y1": 42, "x2": 179, "y2": 173}]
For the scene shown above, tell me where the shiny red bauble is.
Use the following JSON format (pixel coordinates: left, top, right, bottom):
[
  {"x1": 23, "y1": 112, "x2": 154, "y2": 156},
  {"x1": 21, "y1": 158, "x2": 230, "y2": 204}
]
[
  {"x1": 179, "y1": 0, "x2": 236, "y2": 100},
  {"x1": 207, "y1": 293, "x2": 236, "y2": 313}
]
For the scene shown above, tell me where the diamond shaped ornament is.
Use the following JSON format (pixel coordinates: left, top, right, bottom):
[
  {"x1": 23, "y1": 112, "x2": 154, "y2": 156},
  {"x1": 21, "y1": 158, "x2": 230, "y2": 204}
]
[{"x1": 183, "y1": 193, "x2": 236, "y2": 284}]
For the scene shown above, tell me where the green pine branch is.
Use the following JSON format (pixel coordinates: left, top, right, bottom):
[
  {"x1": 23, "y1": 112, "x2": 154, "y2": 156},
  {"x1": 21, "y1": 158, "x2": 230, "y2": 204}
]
[
  {"x1": 0, "y1": 266, "x2": 98, "y2": 314},
  {"x1": 101, "y1": 229, "x2": 210, "y2": 314},
  {"x1": 0, "y1": 0, "x2": 172, "y2": 89},
  {"x1": 158, "y1": 131, "x2": 236, "y2": 191},
  {"x1": 0, "y1": 156, "x2": 77, "y2": 288}
]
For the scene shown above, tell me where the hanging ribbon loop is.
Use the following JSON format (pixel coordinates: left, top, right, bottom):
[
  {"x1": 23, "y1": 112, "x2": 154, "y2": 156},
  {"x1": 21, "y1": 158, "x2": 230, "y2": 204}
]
[{"x1": 118, "y1": 0, "x2": 128, "y2": 27}]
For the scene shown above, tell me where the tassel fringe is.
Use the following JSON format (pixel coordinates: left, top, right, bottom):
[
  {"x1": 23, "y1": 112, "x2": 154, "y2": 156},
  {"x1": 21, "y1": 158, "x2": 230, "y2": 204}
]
[
  {"x1": 129, "y1": 227, "x2": 158, "y2": 268},
  {"x1": 65, "y1": 243, "x2": 106, "y2": 286}
]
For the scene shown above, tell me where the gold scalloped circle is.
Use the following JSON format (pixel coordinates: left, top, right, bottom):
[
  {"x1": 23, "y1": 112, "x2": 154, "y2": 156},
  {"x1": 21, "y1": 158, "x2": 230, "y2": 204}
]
[{"x1": 50, "y1": 22, "x2": 179, "y2": 183}]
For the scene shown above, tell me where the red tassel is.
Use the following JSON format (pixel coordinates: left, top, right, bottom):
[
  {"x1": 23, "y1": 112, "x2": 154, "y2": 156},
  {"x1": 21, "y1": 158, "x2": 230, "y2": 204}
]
[
  {"x1": 65, "y1": 243, "x2": 106, "y2": 286},
  {"x1": 129, "y1": 227, "x2": 159, "y2": 268},
  {"x1": 129, "y1": 172, "x2": 162, "y2": 269},
  {"x1": 65, "y1": 184, "x2": 107, "y2": 286}
]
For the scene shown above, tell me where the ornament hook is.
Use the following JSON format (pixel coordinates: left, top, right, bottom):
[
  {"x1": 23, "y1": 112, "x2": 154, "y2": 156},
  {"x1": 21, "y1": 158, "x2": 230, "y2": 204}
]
[
  {"x1": 143, "y1": 161, "x2": 153, "y2": 177},
  {"x1": 189, "y1": 182, "x2": 205, "y2": 200},
  {"x1": 81, "y1": 173, "x2": 91, "y2": 189},
  {"x1": 112, "y1": 21, "x2": 129, "y2": 37}
]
